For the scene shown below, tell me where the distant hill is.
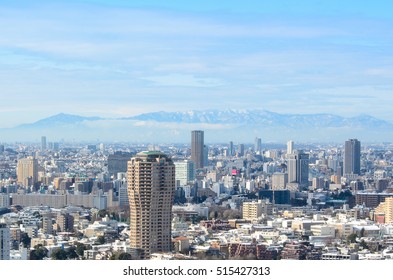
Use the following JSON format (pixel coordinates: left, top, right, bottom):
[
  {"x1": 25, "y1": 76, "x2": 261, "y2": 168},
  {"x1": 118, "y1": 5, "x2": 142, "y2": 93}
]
[{"x1": 2, "y1": 110, "x2": 392, "y2": 142}]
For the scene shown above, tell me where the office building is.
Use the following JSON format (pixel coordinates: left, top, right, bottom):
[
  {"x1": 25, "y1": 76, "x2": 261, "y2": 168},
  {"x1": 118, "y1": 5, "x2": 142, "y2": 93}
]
[
  {"x1": 56, "y1": 213, "x2": 74, "y2": 232},
  {"x1": 17, "y1": 157, "x2": 39, "y2": 187},
  {"x1": 237, "y1": 143, "x2": 245, "y2": 157},
  {"x1": 127, "y1": 151, "x2": 175, "y2": 259},
  {"x1": 344, "y1": 139, "x2": 361, "y2": 176},
  {"x1": 191, "y1": 130, "x2": 204, "y2": 169},
  {"x1": 287, "y1": 150, "x2": 309, "y2": 189},
  {"x1": 0, "y1": 223, "x2": 10, "y2": 260},
  {"x1": 229, "y1": 141, "x2": 234, "y2": 156},
  {"x1": 272, "y1": 172, "x2": 288, "y2": 190},
  {"x1": 254, "y1": 137, "x2": 262, "y2": 154},
  {"x1": 287, "y1": 140, "x2": 294, "y2": 155},
  {"x1": 41, "y1": 136, "x2": 47, "y2": 151},
  {"x1": 108, "y1": 152, "x2": 133, "y2": 176},
  {"x1": 174, "y1": 160, "x2": 195, "y2": 187},
  {"x1": 375, "y1": 197, "x2": 393, "y2": 224}
]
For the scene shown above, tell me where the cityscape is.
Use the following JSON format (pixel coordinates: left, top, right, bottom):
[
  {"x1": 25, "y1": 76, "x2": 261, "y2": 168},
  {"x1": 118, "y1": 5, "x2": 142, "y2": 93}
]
[
  {"x1": 1, "y1": 133, "x2": 393, "y2": 260},
  {"x1": 1, "y1": 0, "x2": 393, "y2": 265}
]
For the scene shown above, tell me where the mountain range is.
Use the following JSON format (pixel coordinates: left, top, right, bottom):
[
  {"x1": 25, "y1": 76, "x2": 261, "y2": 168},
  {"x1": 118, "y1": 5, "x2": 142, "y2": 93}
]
[{"x1": 2, "y1": 110, "x2": 393, "y2": 143}]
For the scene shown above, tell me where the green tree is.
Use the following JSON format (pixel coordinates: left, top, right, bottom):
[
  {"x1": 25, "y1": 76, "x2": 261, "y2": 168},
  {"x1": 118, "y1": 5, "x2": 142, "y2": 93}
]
[
  {"x1": 51, "y1": 248, "x2": 68, "y2": 260},
  {"x1": 75, "y1": 242, "x2": 88, "y2": 256},
  {"x1": 66, "y1": 247, "x2": 79, "y2": 259},
  {"x1": 30, "y1": 245, "x2": 48, "y2": 260},
  {"x1": 118, "y1": 252, "x2": 132, "y2": 260},
  {"x1": 347, "y1": 233, "x2": 357, "y2": 244},
  {"x1": 20, "y1": 232, "x2": 31, "y2": 248}
]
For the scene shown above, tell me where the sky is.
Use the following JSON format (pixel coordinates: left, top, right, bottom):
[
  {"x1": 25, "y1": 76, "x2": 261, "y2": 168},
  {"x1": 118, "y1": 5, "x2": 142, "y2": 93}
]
[{"x1": 1, "y1": 0, "x2": 393, "y2": 128}]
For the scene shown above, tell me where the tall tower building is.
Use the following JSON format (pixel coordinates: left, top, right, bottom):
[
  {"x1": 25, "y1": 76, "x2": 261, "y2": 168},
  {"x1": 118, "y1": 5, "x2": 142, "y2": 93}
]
[
  {"x1": 41, "y1": 136, "x2": 47, "y2": 151},
  {"x1": 254, "y1": 137, "x2": 262, "y2": 154},
  {"x1": 191, "y1": 130, "x2": 204, "y2": 169},
  {"x1": 17, "y1": 157, "x2": 39, "y2": 187},
  {"x1": 127, "y1": 151, "x2": 175, "y2": 259},
  {"x1": 0, "y1": 223, "x2": 10, "y2": 260},
  {"x1": 237, "y1": 143, "x2": 245, "y2": 157},
  {"x1": 287, "y1": 150, "x2": 309, "y2": 189},
  {"x1": 287, "y1": 140, "x2": 294, "y2": 155},
  {"x1": 344, "y1": 139, "x2": 361, "y2": 176},
  {"x1": 229, "y1": 141, "x2": 234, "y2": 156}
]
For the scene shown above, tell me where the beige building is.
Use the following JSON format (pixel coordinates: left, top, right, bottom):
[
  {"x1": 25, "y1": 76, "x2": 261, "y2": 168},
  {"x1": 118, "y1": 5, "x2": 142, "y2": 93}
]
[
  {"x1": 374, "y1": 197, "x2": 393, "y2": 224},
  {"x1": 17, "y1": 157, "x2": 39, "y2": 187},
  {"x1": 127, "y1": 151, "x2": 175, "y2": 259},
  {"x1": 242, "y1": 200, "x2": 272, "y2": 221},
  {"x1": 271, "y1": 172, "x2": 288, "y2": 190}
]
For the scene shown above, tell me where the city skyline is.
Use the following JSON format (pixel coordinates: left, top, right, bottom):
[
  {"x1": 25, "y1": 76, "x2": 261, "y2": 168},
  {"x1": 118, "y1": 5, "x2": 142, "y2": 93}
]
[{"x1": 1, "y1": 0, "x2": 393, "y2": 131}]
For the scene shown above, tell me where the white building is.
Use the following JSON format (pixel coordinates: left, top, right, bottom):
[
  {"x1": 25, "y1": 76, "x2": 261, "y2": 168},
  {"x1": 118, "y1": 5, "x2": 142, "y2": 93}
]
[{"x1": 174, "y1": 160, "x2": 195, "y2": 187}]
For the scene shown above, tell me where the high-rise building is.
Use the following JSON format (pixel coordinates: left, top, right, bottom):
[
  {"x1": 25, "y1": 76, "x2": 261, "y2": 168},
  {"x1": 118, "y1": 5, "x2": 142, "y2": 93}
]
[
  {"x1": 108, "y1": 152, "x2": 133, "y2": 177},
  {"x1": 287, "y1": 150, "x2": 309, "y2": 189},
  {"x1": 41, "y1": 136, "x2": 47, "y2": 151},
  {"x1": 254, "y1": 137, "x2": 262, "y2": 154},
  {"x1": 0, "y1": 223, "x2": 10, "y2": 260},
  {"x1": 229, "y1": 141, "x2": 234, "y2": 156},
  {"x1": 237, "y1": 143, "x2": 245, "y2": 157},
  {"x1": 374, "y1": 197, "x2": 393, "y2": 224},
  {"x1": 17, "y1": 157, "x2": 39, "y2": 187},
  {"x1": 272, "y1": 172, "x2": 288, "y2": 190},
  {"x1": 56, "y1": 213, "x2": 74, "y2": 232},
  {"x1": 344, "y1": 139, "x2": 361, "y2": 176},
  {"x1": 127, "y1": 151, "x2": 175, "y2": 259},
  {"x1": 174, "y1": 160, "x2": 195, "y2": 187},
  {"x1": 191, "y1": 130, "x2": 204, "y2": 169},
  {"x1": 287, "y1": 140, "x2": 294, "y2": 155}
]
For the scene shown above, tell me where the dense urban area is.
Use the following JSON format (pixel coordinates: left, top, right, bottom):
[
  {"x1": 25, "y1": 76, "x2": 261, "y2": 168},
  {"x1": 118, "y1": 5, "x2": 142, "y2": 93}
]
[{"x1": 1, "y1": 133, "x2": 393, "y2": 260}]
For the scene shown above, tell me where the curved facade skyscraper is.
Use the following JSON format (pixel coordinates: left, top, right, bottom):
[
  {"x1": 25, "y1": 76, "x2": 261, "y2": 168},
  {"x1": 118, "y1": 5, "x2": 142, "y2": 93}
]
[{"x1": 127, "y1": 151, "x2": 175, "y2": 259}]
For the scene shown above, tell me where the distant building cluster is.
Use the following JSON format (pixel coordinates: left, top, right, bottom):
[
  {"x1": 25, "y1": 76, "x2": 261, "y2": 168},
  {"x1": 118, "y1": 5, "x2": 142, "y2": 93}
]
[{"x1": 2, "y1": 133, "x2": 393, "y2": 260}]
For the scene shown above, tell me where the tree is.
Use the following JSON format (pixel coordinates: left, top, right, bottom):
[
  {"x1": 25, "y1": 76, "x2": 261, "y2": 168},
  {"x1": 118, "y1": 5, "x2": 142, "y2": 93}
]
[
  {"x1": 75, "y1": 242, "x2": 88, "y2": 257},
  {"x1": 51, "y1": 248, "x2": 68, "y2": 260},
  {"x1": 118, "y1": 252, "x2": 132, "y2": 260},
  {"x1": 67, "y1": 247, "x2": 79, "y2": 259},
  {"x1": 20, "y1": 232, "x2": 31, "y2": 248},
  {"x1": 30, "y1": 245, "x2": 48, "y2": 260},
  {"x1": 347, "y1": 233, "x2": 357, "y2": 244}
]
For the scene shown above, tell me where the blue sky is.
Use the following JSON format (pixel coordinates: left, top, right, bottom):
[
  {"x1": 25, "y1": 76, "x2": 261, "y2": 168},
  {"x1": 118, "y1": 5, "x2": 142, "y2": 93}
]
[{"x1": 1, "y1": 0, "x2": 393, "y2": 128}]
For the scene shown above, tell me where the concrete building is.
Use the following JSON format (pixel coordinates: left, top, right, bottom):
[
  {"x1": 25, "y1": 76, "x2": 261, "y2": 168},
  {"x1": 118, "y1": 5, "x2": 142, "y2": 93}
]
[
  {"x1": 0, "y1": 194, "x2": 9, "y2": 208},
  {"x1": 191, "y1": 130, "x2": 204, "y2": 169},
  {"x1": 242, "y1": 200, "x2": 272, "y2": 221},
  {"x1": 174, "y1": 160, "x2": 195, "y2": 187},
  {"x1": 17, "y1": 157, "x2": 39, "y2": 187},
  {"x1": 344, "y1": 139, "x2": 361, "y2": 176},
  {"x1": 287, "y1": 140, "x2": 294, "y2": 155},
  {"x1": 127, "y1": 151, "x2": 175, "y2": 259},
  {"x1": 41, "y1": 136, "x2": 47, "y2": 151},
  {"x1": 0, "y1": 223, "x2": 10, "y2": 260},
  {"x1": 287, "y1": 150, "x2": 309, "y2": 189},
  {"x1": 375, "y1": 197, "x2": 393, "y2": 224},
  {"x1": 271, "y1": 172, "x2": 288, "y2": 190},
  {"x1": 107, "y1": 152, "x2": 133, "y2": 177}
]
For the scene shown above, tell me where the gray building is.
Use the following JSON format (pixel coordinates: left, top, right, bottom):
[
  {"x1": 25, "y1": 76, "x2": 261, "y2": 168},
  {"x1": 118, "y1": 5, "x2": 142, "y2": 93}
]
[
  {"x1": 344, "y1": 139, "x2": 361, "y2": 176},
  {"x1": 191, "y1": 130, "x2": 204, "y2": 169}
]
